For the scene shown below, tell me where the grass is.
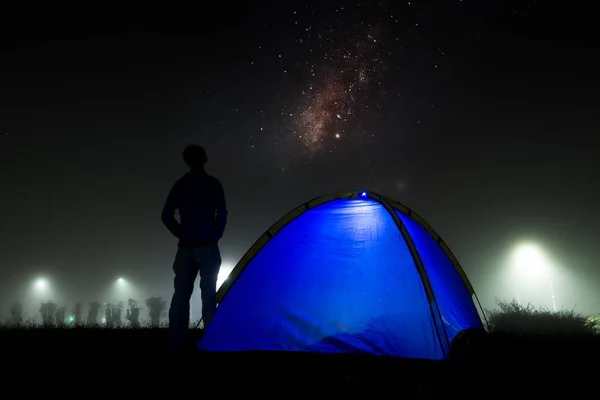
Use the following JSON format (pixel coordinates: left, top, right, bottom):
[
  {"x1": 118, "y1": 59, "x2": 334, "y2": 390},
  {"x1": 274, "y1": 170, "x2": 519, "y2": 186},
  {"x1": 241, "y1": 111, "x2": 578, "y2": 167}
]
[
  {"x1": 485, "y1": 299, "x2": 600, "y2": 336},
  {"x1": 0, "y1": 317, "x2": 205, "y2": 330},
  {"x1": 1, "y1": 300, "x2": 598, "y2": 395},
  {"x1": 6, "y1": 298, "x2": 599, "y2": 335},
  {"x1": 476, "y1": 300, "x2": 600, "y2": 367}
]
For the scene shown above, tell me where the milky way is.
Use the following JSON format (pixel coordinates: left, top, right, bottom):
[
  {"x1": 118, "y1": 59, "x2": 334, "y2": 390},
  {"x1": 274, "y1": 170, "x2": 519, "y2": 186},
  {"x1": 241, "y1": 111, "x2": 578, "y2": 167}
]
[{"x1": 288, "y1": 10, "x2": 389, "y2": 153}]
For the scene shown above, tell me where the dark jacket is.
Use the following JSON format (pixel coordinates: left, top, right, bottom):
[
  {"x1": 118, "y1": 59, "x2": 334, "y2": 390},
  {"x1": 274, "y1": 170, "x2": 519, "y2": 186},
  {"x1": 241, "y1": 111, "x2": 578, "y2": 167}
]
[{"x1": 161, "y1": 170, "x2": 227, "y2": 246}]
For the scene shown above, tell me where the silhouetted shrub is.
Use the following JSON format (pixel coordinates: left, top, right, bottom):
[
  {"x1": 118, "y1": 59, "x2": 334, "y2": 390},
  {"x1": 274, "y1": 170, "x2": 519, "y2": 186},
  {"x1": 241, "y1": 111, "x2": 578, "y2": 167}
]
[
  {"x1": 87, "y1": 302, "x2": 101, "y2": 326},
  {"x1": 126, "y1": 298, "x2": 141, "y2": 328},
  {"x1": 587, "y1": 316, "x2": 600, "y2": 334},
  {"x1": 105, "y1": 302, "x2": 124, "y2": 327},
  {"x1": 0, "y1": 294, "x2": 206, "y2": 330},
  {"x1": 486, "y1": 299, "x2": 599, "y2": 336},
  {"x1": 73, "y1": 303, "x2": 82, "y2": 325},
  {"x1": 9, "y1": 302, "x2": 23, "y2": 326},
  {"x1": 145, "y1": 297, "x2": 167, "y2": 327},
  {"x1": 55, "y1": 306, "x2": 66, "y2": 327},
  {"x1": 39, "y1": 301, "x2": 57, "y2": 327}
]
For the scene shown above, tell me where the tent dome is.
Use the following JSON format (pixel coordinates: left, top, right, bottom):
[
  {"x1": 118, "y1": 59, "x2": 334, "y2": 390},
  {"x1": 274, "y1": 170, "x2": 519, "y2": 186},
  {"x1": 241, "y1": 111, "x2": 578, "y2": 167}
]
[{"x1": 198, "y1": 191, "x2": 485, "y2": 360}]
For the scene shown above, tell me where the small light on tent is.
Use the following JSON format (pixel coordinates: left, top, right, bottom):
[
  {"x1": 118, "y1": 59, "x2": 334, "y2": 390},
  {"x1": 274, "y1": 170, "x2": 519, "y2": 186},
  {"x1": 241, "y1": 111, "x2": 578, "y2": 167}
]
[{"x1": 360, "y1": 192, "x2": 367, "y2": 197}]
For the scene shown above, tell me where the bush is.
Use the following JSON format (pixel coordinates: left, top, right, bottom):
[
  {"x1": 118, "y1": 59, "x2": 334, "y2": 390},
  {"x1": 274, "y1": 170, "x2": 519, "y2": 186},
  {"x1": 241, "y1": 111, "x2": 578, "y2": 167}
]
[
  {"x1": 486, "y1": 299, "x2": 600, "y2": 336},
  {"x1": 145, "y1": 297, "x2": 167, "y2": 327}
]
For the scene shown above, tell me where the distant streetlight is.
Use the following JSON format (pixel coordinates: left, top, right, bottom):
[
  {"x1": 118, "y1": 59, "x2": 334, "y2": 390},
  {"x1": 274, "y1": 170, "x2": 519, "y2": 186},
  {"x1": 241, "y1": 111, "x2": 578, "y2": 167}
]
[
  {"x1": 32, "y1": 277, "x2": 51, "y2": 296},
  {"x1": 31, "y1": 277, "x2": 53, "y2": 306},
  {"x1": 35, "y1": 278, "x2": 48, "y2": 291},
  {"x1": 217, "y1": 264, "x2": 233, "y2": 289},
  {"x1": 112, "y1": 277, "x2": 132, "y2": 301},
  {"x1": 191, "y1": 263, "x2": 233, "y2": 320},
  {"x1": 512, "y1": 242, "x2": 557, "y2": 312}
]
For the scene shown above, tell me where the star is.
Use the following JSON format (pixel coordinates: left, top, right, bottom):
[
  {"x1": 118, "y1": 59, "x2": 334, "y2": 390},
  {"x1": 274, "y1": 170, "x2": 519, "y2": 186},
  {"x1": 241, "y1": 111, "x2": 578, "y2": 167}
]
[{"x1": 290, "y1": 21, "x2": 388, "y2": 153}]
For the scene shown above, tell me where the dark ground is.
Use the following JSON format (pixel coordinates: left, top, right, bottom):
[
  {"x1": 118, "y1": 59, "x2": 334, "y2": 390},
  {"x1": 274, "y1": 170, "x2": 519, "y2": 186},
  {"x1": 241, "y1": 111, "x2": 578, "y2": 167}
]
[{"x1": 1, "y1": 328, "x2": 597, "y2": 396}]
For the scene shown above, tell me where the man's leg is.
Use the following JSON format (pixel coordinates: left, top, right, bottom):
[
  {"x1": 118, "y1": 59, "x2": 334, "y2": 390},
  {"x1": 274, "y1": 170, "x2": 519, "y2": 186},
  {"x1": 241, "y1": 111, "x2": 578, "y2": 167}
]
[
  {"x1": 168, "y1": 246, "x2": 198, "y2": 349},
  {"x1": 194, "y1": 245, "x2": 221, "y2": 330}
]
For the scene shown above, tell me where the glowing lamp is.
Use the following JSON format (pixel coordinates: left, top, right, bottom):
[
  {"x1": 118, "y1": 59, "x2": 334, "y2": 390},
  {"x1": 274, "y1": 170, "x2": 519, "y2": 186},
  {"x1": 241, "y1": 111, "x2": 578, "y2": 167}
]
[{"x1": 34, "y1": 278, "x2": 48, "y2": 292}]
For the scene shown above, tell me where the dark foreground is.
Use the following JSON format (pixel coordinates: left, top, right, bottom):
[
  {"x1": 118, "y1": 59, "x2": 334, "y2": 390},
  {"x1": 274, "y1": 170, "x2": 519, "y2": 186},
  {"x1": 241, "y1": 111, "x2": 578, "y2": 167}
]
[{"x1": 1, "y1": 328, "x2": 597, "y2": 396}]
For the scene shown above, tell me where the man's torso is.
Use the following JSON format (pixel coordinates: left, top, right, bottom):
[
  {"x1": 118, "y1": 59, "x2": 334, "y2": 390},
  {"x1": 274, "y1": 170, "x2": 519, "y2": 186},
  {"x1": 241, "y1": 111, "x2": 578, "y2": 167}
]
[{"x1": 175, "y1": 172, "x2": 221, "y2": 246}]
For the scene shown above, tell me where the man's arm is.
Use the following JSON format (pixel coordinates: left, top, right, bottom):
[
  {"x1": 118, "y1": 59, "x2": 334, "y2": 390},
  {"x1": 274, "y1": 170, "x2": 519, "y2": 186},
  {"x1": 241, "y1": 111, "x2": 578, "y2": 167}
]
[
  {"x1": 214, "y1": 179, "x2": 228, "y2": 239},
  {"x1": 161, "y1": 182, "x2": 181, "y2": 238}
]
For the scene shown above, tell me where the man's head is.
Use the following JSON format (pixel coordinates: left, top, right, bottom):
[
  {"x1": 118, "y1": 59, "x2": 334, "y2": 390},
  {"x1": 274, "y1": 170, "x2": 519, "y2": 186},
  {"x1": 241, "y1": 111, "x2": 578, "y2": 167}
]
[{"x1": 182, "y1": 144, "x2": 208, "y2": 170}]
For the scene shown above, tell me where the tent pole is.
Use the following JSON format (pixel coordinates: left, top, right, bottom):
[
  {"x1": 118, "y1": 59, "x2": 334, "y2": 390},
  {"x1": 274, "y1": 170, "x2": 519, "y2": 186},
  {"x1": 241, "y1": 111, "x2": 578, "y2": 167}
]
[
  {"x1": 375, "y1": 193, "x2": 452, "y2": 357},
  {"x1": 474, "y1": 293, "x2": 490, "y2": 332}
]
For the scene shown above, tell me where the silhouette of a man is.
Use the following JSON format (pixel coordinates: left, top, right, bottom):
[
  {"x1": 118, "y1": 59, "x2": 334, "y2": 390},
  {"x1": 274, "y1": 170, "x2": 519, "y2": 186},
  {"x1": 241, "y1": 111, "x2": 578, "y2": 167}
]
[{"x1": 162, "y1": 144, "x2": 227, "y2": 348}]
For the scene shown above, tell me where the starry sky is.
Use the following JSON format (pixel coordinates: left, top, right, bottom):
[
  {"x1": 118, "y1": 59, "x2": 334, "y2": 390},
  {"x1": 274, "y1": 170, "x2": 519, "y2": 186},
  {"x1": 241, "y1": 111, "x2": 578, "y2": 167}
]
[{"x1": 1, "y1": 1, "x2": 598, "y2": 313}]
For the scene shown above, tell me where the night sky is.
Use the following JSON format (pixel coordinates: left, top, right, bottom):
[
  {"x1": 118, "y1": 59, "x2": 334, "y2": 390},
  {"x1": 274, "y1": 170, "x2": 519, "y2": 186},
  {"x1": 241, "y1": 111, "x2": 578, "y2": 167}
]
[{"x1": 1, "y1": 1, "x2": 598, "y2": 314}]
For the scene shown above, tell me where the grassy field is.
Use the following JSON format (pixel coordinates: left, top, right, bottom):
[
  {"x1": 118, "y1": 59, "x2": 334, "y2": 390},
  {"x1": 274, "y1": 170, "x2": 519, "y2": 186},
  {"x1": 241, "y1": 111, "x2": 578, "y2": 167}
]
[{"x1": 2, "y1": 301, "x2": 598, "y2": 395}]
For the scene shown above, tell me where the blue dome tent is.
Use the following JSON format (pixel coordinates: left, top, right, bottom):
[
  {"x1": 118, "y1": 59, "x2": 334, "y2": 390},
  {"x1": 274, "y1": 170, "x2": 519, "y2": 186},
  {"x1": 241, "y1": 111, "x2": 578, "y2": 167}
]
[{"x1": 198, "y1": 191, "x2": 485, "y2": 360}]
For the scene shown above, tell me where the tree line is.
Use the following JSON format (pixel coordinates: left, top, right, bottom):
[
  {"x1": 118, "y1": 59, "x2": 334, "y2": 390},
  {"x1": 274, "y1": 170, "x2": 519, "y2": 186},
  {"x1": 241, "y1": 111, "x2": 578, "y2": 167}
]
[{"x1": 4, "y1": 297, "x2": 169, "y2": 328}]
